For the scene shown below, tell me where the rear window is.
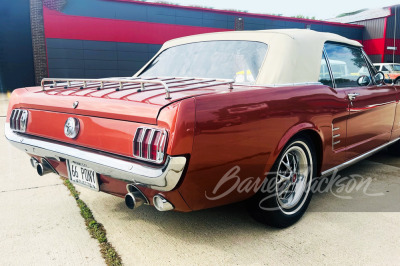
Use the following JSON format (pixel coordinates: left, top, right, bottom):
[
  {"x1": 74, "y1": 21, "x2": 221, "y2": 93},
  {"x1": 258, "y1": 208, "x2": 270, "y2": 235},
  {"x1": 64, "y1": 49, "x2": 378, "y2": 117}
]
[{"x1": 139, "y1": 41, "x2": 268, "y2": 84}]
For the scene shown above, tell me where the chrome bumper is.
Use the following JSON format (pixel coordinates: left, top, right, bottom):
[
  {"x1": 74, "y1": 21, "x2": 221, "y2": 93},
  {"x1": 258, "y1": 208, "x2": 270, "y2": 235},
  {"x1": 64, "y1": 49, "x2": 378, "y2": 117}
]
[{"x1": 4, "y1": 123, "x2": 186, "y2": 191}]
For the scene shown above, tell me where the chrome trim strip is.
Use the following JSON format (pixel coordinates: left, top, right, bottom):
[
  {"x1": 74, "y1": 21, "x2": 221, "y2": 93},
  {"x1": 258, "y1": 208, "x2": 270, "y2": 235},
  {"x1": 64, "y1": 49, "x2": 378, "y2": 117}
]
[
  {"x1": 365, "y1": 101, "x2": 396, "y2": 108},
  {"x1": 332, "y1": 124, "x2": 340, "y2": 151},
  {"x1": 138, "y1": 128, "x2": 146, "y2": 158},
  {"x1": 235, "y1": 82, "x2": 323, "y2": 88},
  {"x1": 158, "y1": 130, "x2": 167, "y2": 162},
  {"x1": 10, "y1": 110, "x2": 16, "y2": 130},
  {"x1": 155, "y1": 130, "x2": 163, "y2": 161},
  {"x1": 323, "y1": 48, "x2": 336, "y2": 89},
  {"x1": 5, "y1": 123, "x2": 187, "y2": 191},
  {"x1": 322, "y1": 137, "x2": 400, "y2": 176}
]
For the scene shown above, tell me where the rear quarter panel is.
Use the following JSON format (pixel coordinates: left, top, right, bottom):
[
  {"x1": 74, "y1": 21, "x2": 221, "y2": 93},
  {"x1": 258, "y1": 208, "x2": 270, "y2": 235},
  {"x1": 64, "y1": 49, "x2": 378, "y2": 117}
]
[{"x1": 178, "y1": 84, "x2": 348, "y2": 210}]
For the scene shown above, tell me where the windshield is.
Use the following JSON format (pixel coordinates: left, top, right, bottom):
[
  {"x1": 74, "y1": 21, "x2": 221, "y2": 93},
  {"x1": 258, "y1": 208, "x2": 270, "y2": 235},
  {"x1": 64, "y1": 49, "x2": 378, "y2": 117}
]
[{"x1": 139, "y1": 41, "x2": 268, "y2": 84}]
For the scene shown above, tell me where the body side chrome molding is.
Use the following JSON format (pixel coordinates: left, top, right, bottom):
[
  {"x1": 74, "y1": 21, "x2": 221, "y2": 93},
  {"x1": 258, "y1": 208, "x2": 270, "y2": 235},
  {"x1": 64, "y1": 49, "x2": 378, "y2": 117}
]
[
  {"x1": 5, "y1": 123, "x2": 186, "y2": 191},
  {"x1": 234, "y1": 82, "x2": 323, "y2": 88},
  {"x1": 321, "y1": 137, "x2": 400, "y2": 176},
  {"x1": 331, "y1": 124, "x2": 341, "y2": 151},
  {"x1": 365, "y1": 101, "x2": 397, "y2": 108}
]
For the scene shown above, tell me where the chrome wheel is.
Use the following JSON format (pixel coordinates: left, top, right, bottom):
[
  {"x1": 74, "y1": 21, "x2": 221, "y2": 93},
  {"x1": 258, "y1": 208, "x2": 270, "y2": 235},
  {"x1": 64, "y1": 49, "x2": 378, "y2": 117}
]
[{"x1": 275, "y1": 141, "x2": 312, "y2": 214}]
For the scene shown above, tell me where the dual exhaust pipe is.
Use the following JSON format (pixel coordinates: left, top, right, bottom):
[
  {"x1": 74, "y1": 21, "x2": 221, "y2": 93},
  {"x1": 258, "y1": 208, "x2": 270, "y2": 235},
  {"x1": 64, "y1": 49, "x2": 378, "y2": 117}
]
[
  {"x1": 30, "y1": 157, "x2": 56, "y2": 176},
  {"x1": 124, "y1": 184, "x2": 149, "y2": 210},
  {"x1": 124, "y1": 184, "x2": 174, "y2": 211}
]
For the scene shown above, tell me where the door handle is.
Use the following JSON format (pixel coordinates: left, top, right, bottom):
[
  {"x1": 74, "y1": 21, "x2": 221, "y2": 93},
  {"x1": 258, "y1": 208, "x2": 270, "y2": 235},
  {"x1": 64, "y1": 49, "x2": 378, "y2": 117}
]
[{"x1": 347, "y1": 93, "x2": 360, "y2": 101}]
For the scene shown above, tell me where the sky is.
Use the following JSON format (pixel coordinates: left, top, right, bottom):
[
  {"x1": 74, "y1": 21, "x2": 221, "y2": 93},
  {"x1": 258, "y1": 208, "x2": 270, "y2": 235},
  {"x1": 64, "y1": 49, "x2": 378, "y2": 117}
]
[{"x1": 145, "y1": 0, "x2": 400, "y2": 19}]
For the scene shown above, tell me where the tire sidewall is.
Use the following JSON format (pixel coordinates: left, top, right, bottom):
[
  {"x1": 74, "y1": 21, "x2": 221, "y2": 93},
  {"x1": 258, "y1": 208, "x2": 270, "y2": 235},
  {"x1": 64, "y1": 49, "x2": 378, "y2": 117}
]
[{"x1": 248, "y1": 135, "x2": 316, "y2": 228}]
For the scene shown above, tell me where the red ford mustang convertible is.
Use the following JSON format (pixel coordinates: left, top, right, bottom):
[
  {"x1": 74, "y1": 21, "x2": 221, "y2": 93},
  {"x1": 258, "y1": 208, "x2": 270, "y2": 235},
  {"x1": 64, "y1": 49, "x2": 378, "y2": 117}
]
[{"x1": 6, "y1": 29, "x2": 399, "y2": 227}]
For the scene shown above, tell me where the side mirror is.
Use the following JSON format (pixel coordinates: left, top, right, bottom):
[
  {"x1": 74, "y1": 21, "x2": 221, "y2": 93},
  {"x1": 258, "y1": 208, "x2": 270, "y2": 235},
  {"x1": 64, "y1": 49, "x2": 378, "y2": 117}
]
[
  {"x1": 357, "y1": 75, "x2": 371, "y2": 86},
  {"x1": 384, "y1": 78, "x2": 394, "y2": 84},
  {"x1": 374, "y1": 72, "x2": 385, "y2": 85}
]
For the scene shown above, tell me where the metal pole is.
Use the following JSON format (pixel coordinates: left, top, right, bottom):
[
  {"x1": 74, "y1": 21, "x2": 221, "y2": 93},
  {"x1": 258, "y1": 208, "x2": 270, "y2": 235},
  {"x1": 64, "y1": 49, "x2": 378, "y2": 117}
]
[{"x1": 393, "y1": 6, "x2": 397, "y2": 63}]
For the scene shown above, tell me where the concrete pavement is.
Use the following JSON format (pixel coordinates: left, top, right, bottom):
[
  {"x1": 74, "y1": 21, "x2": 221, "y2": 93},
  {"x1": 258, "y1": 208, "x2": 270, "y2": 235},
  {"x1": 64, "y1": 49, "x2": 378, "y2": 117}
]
[
  {"x1": 2, "y1": 93, "x2": 400, "y2": 265},
  {"x1": 0, "y1": 95, "x2": 105, "y2": 265},
  {"x1": 75, "y1": 158, "x2": 400, "y2": 265}
]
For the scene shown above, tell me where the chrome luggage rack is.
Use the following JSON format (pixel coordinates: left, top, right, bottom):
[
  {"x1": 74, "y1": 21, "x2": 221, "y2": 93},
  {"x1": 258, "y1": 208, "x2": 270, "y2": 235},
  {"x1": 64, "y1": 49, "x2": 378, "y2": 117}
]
[{"x1": 41, "y1": 77, "x2": 234, "y2": 99}]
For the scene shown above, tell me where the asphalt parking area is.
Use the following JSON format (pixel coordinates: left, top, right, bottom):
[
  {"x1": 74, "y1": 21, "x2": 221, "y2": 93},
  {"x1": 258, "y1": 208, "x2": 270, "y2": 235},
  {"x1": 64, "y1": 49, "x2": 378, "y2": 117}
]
[{"x1": 1, "y1": 94, "x2": 399, "y2": 265}]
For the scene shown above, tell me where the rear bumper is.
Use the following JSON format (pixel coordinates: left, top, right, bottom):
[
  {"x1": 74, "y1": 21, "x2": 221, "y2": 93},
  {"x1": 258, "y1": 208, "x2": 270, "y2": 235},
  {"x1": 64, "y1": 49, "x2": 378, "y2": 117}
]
[{"x1": 4, "y1": 123, "x2": 187, "y2": 191}]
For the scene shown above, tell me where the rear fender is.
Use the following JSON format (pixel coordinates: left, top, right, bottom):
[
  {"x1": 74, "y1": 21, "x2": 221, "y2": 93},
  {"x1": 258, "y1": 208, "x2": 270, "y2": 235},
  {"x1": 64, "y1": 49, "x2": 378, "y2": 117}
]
[
  {"x1": 157, "y1": 98, "x2": 196, "y2": 156},
  {"x1": 263, "y1": 122, "x2": 324, "y2": 176},
  {"x1": 6, "y1": 88, "x2": 29, "y2": 122}
]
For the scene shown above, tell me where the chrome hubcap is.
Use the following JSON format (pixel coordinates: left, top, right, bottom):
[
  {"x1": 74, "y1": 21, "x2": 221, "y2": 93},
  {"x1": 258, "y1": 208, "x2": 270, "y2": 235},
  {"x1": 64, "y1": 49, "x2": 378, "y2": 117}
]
[{"x1": 276, "y1": 145, "x2": 310, "y2": 211}]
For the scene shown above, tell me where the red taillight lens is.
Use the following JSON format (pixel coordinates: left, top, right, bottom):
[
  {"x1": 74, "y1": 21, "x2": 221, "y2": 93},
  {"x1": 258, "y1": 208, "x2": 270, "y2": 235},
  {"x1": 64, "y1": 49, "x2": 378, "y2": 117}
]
[
  {"x1": 150, "y1": 131, "x2": 161, "y2": 160},
  {"x1": 142, "y1": 130, "x2": 151, "y2": 158},
  {"x1": 10, "y1": 109, "x2": 28, "y2": 133},
  {"x1": 133, "y1": 127, "x2": 167, "y2": 163}
]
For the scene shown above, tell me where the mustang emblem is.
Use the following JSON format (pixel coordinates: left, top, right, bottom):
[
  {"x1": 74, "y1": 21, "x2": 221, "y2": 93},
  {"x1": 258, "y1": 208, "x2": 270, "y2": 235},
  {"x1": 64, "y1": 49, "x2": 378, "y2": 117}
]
[
  {"x1": 64, "y1": 117, "x2": 80, "y2": 139},
  {"x1": 73, "y1": 101, "x2": 79, "y2": 109}
]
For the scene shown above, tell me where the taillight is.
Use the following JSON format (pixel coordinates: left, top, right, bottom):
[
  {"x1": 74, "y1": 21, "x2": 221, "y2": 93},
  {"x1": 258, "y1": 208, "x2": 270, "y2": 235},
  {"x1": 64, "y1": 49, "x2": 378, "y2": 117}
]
[
  {"x1": 133, "y1": 127, "x2": 168, "y2": 163},
  {"x1": 10, "y1": 109, "x2": 28, "y2": 133}
]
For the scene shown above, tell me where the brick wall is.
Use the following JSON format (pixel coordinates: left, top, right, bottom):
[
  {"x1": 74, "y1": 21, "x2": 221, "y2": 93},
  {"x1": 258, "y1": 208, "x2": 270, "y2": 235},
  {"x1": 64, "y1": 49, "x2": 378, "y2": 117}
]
[
  {"x1": 30, "y1": 0, "x2": 48, "y2": 85},
  {"x1": 43, "y1": 0, "x2": 66, "y2": 11}
]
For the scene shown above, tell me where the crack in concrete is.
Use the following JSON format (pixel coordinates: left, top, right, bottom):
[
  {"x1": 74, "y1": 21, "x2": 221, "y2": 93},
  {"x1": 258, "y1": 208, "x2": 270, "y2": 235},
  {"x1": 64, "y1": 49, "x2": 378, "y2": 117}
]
[{"x1": 0, "y1": 183, "x2": 62, "y2": 193}]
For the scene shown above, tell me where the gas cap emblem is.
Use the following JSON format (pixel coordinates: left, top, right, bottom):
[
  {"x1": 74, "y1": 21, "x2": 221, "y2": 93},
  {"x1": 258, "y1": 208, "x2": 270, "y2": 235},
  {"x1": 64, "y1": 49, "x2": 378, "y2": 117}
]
[
  {"x1": 73, "y1": 101, "x2": 79, "y2": 109},
  {"x1": 64, "y1": 117, "x2": 80, "y2": 139}
]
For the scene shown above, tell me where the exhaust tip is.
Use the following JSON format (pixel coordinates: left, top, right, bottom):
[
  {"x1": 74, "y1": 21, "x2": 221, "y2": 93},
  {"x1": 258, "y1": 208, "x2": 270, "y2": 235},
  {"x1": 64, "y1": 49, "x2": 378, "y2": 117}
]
[
  {"x1": 34, "y1": 158, "x2": 56, "y2": 176},
  {"x1": 36, "y1": 164, "x2": 44, "y2": 176},
  {"x1": 125, "y1": 193, "x2": 137, "y2": 209},
  {"x1": 124, "y1": 185, "x2": 149, "y2": 210},
  {"x1": 30, "y1": 157, "x2": 39, "y2": 168},
  {"x1": 153, "y1": 195, "x2": 174, "y2": 211}
]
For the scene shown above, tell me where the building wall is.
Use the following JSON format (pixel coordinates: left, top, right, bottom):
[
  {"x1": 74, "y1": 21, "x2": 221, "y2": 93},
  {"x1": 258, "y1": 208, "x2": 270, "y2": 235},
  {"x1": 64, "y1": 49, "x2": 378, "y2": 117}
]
[
  {"x1": 0, "y1": 1, "x2": 35, "y2": 91},
  {"x1": 42, "y1": 0, "x2": 364, "y2": 78},
  {"x1": 353, "y1": 18, "x2": 386, "y2": 63},
  {"x1": 384, "y1": 5, "x2": 400, "y2": 63}
]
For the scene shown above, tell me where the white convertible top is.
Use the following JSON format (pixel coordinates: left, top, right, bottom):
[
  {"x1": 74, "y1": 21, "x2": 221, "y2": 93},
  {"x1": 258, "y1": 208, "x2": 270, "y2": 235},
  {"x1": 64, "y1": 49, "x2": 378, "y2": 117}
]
[{"x1": 136, "y1": 29, "x2": 362, "y2": 85}]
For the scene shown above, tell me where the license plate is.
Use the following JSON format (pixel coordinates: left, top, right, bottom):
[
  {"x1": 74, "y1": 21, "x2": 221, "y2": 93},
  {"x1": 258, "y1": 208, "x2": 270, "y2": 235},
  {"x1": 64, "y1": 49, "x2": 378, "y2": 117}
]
[{"x1": 67, "y1": 160, "x2": 99, "y2": 191}]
